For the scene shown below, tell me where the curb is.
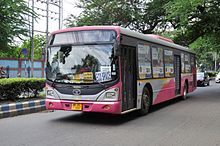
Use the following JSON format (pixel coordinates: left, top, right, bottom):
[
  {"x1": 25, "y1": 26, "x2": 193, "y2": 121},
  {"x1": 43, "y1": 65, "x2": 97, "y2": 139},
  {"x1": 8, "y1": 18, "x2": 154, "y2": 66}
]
[{"x1": 0, "y1": 99, "x2": 45, "y2": 119}]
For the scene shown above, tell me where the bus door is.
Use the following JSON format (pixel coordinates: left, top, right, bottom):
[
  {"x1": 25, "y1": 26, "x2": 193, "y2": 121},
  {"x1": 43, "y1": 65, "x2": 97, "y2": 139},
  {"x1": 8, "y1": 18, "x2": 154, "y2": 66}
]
[
  {"x1": 121, "y1": 46, "x2": 137, "y2": 111},
  {"x1": 174, "y1": 55, "x2": 181, "y2": 95}
]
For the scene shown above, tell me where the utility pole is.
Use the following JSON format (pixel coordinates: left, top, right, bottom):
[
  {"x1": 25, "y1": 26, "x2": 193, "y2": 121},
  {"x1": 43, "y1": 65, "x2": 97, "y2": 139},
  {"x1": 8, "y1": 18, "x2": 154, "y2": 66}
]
[
  {"x1": 214, "y1": 52, "x2": 217, "y2": 71},
  {"x1": 46, "y1": 0, "x2": 49, "y2": 44},
  {"x1": 31, "y1": 0, "x2": 35, "y2": 77},
  {"x1": 28, "y1": 0, "x2": 63, "y2": 77},
  {"x1": 59, "y1": 0, "x2": 63, "y2": 29}
]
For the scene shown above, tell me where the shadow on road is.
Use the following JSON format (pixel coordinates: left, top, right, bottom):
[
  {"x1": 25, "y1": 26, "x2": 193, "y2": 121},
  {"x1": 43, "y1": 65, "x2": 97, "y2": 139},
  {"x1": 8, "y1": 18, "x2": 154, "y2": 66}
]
[
  {"x1": 51, "y1": 111, "x2": 140, "y2": 126},
  {"x1": 51, "y1": 97, "x2": 185, "y2": 125},
  {"x1": 150, "y1": 96, "x2": 183, "y2": 113}
]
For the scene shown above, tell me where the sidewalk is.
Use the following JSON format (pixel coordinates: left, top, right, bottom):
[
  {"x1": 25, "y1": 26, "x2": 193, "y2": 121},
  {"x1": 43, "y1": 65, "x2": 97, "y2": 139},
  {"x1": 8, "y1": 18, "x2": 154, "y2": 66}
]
[{"x1": 0, "y1": 99, "x2": 45, "y2": 119}]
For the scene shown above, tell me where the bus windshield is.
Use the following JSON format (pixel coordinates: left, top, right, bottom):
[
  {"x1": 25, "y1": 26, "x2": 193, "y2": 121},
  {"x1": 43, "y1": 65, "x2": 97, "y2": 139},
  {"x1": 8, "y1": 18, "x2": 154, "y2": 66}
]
[{"x1": 46, "y1": 44, "x2": 118, "y2": 84}]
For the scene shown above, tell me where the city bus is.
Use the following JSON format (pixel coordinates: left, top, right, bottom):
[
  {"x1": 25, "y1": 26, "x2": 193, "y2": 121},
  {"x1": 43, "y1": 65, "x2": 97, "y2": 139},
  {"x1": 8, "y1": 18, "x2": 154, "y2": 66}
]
[{"x1": 45, "y1": 26, "x2": 196, "y2": 115}]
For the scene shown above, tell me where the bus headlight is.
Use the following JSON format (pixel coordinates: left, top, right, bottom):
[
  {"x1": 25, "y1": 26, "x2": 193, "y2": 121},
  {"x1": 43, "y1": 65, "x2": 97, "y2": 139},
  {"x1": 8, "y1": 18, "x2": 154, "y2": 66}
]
[
  {"x1": 46, "y1": 89, "x2": 59, "y2": 99},
  {"x1": 47, "y1": 90, "x2": 54, "y2": 96},
  {"x1": 98, "y1": 87, "x2": 119, "y2": 101},
  {"x1": 106, "y1": 92, "x2": 116, "y2": 99}
]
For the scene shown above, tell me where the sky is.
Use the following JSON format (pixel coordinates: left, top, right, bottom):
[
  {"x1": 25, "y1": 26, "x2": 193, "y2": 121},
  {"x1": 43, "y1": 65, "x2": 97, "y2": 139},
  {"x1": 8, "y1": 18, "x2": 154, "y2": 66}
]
[
  {"x1": 15, "y1": 0, "x2": 82, "y2": 45},
  {"x1": 34, "y1": 0, "x2": 82, "y2": 35}
]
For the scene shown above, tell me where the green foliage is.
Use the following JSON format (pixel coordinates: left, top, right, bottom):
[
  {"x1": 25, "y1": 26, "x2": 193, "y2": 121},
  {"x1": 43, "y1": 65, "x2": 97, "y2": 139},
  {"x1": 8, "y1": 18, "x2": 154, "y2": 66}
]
[
  {"x1": 0, "y1": 0, "x2": 36, "y2": 50},
  {"x1": 19, "y1": 35, "x2": 46, "y2": 60},
  {"x1": 0, "y1": 46, "x2": 20, "y2": 58},
  {"x1": 66, "y1": 0, "x2": 170, "y2": 33},
  {"x1": 66, "y1": 0, "x2": 136, "y2": 27},
  {"x1": 165, "y1": 0, "x2": 220, "y2": 45},
  {"x1": 189, "y1": 34, "x2": 220, "y2": 70},
  {"x1": 0, "y1": 78, "x2": 45, "y2": 100},
  {"x1": 0, "y1": 35, "x2": 45, "y2": 60}
]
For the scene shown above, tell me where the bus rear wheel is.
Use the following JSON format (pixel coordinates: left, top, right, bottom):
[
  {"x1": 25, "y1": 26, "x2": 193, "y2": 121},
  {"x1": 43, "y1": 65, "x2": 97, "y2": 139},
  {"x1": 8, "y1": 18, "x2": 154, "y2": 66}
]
[
  {"x1": 182, "y1": 83, "x2": 188, "y2": 100},
  {"x1": 138, "y1": 87, "x2": 151, "y2": 115}
]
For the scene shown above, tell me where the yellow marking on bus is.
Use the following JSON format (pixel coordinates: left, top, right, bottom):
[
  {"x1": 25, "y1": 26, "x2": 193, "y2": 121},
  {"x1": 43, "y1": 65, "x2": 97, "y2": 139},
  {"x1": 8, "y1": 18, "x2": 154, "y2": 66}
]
[{"x1": 137, "y1": 78, "x2": 174, "y2": 83}]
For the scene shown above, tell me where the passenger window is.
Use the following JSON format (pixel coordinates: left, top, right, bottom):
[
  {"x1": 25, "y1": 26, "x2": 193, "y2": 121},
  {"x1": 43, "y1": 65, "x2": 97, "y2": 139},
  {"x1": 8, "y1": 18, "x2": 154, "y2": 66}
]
[
  {"x1": 152, "y1": 46, "x2": 164, "y2": 78},
  {"x1": 164, "y1": 50, "x2": 174, "y2": 77},
  {"x1": 190, "y1": 55, "x2": 195, "y2": 68},
  {"x1": 181, "y1": 53, "x2": 185, "y2": 73},
  {"x1": 184, "y1": 54, "x2": 191, "y2": 73},
  {"x1": 137, "y1": 44, "x2": 152, "y2": 79}
]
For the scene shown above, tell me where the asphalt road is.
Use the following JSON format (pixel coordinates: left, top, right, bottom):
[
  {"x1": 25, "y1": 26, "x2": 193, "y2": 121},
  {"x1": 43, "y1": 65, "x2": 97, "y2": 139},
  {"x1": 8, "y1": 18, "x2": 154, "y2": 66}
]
[{"x1": 1, "y1": 81, "x2": 220, "y2": 146}]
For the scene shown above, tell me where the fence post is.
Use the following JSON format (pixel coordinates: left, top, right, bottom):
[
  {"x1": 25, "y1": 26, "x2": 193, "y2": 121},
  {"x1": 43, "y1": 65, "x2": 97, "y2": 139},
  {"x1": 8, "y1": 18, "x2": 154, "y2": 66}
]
[
  {"x1": 6, "y1": 66, "x2": 9, "y2": 78},
  {"x1": 27, "y1": 66, "x2": 31, "y2": 78}
]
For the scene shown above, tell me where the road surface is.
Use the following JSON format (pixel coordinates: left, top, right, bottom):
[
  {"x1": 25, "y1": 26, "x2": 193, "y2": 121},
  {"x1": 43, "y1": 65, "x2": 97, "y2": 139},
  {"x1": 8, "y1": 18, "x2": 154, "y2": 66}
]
[{"x1": 0, "y1": 81, "x2": 220, "y2": 146}]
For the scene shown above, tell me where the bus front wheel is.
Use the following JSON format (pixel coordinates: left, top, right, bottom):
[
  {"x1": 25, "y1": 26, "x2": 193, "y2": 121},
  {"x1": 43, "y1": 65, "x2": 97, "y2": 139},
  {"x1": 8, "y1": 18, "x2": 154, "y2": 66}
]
[{"x1": 138, "y1": 87, "x2": 151, "y2": 115}]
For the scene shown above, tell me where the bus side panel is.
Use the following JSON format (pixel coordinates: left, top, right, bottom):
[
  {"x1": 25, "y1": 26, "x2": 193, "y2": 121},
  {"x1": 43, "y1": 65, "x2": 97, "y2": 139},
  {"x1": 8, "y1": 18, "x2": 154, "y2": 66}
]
[
  {"x1": 137, "y1": 78, "x2": 176, "y2": 108},
  {"x1": 180, "y1": 73, "x2": 196, "y2": 95},
  {"x1": 152, "y1": 78, "x2": 176, "y2": 105}
]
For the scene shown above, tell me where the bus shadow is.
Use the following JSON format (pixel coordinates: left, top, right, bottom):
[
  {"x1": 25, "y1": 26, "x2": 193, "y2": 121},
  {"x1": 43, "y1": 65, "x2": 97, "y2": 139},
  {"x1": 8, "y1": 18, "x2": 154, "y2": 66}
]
[
  {"x1": 150, "y1": 96, "x2": 183, "y2": 113},
  {"x1": 51, "y1": 111, "x2": 140, "y2": 126},
  {"x1": 51, "y1": 97, "x2": 184, "y2": 125}
]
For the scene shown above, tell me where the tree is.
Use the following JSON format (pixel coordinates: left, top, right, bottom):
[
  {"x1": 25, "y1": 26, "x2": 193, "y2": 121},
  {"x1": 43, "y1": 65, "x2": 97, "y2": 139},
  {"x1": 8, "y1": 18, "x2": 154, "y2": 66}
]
[
  {"x1": 19, "y1": 35, "x2": 46, "y2": 60},
  {"x1": 0, "y1": 35, "x2": 45, "y2": 60},
  {"x1": 0, "y1": 46, "x2": 20, "y2": 58},
  {"x1": 65, "y1": 0, "x2": 170, "y2": 33},
  {"x1": 189, "y1": 34, "x2": 220, "y2": 70},
  {"x1": 0, "y1": 0, "x2": 34, "y2": 50},
  {"x1": 164, "y1": 0, "x2": 220, "y2": 70},
  {"x1": 164, "y1": 0, "x2": 220, "y2": 46}
]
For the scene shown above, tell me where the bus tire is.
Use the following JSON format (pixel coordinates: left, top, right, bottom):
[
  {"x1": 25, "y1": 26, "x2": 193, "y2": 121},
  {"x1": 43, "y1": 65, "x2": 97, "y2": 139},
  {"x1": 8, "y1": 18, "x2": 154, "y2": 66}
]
[
  {"x1": 138, "y1": 87, "x2": 151, "y2": 116},
  {"x1": 182, "y1": 83, "x2": 188, "y2": 100},
  {"x1": 207, "y1": 81, "x2": 210, "y2": 86}
]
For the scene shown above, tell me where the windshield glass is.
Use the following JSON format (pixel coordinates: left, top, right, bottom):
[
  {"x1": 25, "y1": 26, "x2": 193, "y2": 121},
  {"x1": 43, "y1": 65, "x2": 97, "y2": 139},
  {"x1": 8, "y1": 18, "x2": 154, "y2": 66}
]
[
  {"x1": 46, "y1": 44, "x2": 118, "y2": 84},
  {"x1": 51, "y1": 30, "x2": 116, "y2": 45}
]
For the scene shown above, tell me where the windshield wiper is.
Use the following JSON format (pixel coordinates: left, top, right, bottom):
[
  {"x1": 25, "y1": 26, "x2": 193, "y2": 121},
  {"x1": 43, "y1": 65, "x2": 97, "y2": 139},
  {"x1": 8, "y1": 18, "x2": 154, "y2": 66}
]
[
  {"x1": 51, "y1": 73, "x2": 63, "y2": 87},
  {"x1": 94, "y1": 80, "x2": 107, "y2": 90}
]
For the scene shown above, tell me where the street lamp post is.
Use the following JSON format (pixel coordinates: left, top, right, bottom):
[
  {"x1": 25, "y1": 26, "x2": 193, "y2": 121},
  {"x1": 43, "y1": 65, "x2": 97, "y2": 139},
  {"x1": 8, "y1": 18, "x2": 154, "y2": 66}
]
[{"x1": 31, "y1": 0, "x2": 35, "y2": 77}]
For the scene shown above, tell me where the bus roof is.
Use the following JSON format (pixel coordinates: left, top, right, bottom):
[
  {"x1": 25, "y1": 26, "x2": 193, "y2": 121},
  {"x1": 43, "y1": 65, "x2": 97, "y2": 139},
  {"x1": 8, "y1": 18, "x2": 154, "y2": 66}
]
[
  {"x1": 51, "y1": 26, "x2": 194, "y2": 54},
  {"x1": 120, "y1": 27, "x2": 194, "y2": 54},
  {"x1": 145, "y1": 34, "x2": 174, "y2": 43},
  {"x1": 50, "y1": 26, "x2": 120, "y2": 35}
]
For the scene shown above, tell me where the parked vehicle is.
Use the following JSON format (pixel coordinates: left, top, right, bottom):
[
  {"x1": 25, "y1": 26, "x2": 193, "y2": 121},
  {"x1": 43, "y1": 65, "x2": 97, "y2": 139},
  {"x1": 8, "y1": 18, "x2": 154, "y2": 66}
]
[
  {"x1": 215, "y1": 72, "x2": 220, "y2": 83},
  {"x1": 197, "y1": 72, "x2": 210, "y2": 86}
]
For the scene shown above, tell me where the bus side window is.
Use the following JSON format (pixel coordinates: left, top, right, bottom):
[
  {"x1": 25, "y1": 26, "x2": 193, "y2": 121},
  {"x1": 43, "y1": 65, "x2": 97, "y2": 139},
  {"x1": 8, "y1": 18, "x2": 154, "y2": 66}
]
[
  {"x1": 184, "y1": 54, "x2": 190, "y2": 73},
  {"x1": 181, "y1": 53, "x2": 185, "y2": 73},
  {"x1": 137, "y1": 44, "x2": 152, "y2": 79},
  {"x1": 190, "y1": 55, "x2": 195, "y2": 70},
  {"x1": 164, "y1": 49, "x2": 174, "y2": 77},
  {"x1": 152, "y1": 46, "x2": 164, "y2": 78}
]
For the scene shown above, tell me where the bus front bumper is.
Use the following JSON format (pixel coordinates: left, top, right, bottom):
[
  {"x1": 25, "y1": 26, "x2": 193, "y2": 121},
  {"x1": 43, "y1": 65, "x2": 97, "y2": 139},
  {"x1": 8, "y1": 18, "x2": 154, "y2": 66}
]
[{"x1": 45, "y1": 99, "x2": 121, "y2": 114}]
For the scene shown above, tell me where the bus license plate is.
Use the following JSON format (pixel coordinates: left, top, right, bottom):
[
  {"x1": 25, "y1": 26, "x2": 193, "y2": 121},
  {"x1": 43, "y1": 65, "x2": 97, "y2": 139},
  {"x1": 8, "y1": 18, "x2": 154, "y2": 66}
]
[{"x1": 71, "y1": 103, "x2": 82, "y2": 111}]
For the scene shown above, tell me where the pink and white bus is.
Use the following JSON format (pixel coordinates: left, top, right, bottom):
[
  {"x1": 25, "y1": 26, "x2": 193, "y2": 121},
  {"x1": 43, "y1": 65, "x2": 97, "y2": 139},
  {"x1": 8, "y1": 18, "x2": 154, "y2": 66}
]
[{"x1": 45, "y1": 26, "x2": 196, "y2": 115}]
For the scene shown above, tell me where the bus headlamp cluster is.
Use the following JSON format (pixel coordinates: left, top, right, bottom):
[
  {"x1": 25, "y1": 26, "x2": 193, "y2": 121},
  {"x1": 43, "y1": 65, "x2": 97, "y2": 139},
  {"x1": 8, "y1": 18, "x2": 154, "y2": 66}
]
[
  {"x1": 106, "y1": 92, "x2": 116, "y2": 99},
  {"x1": 46, "y1": 89, "x2": 59, "y2": 99},
  {"x1": 47, "y1": 90, "x2": 54, "y2": 96},
  {"x1": 98, "y1": 87, "x2": 119, "y2": 101}
]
